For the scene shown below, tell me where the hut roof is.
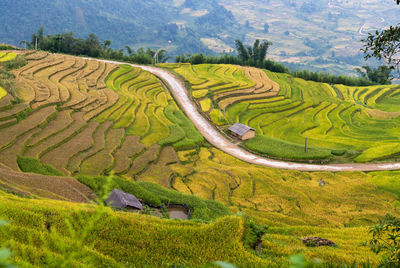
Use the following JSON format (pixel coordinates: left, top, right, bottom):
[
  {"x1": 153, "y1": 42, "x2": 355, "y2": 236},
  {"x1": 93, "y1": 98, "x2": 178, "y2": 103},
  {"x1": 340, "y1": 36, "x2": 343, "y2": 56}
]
[
  {"x1": 229, "y1": 123, "x2": 255, "y2": 136},
  {"x1": 106, "y1": 189, "x2": 143, "y2": 210}
]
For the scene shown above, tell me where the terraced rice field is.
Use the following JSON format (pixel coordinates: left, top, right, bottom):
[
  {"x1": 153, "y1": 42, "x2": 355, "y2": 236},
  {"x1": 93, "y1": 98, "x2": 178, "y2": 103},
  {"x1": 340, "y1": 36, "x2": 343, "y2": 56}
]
[
  {"x1": 0, "y1": 51, "x2": 203, "y2": 180},
  {"x1": 165, "y1": 63, "x2": 400, "y2": 163},
  {"x1": 2, "y1": 53, "x2": 400, "y2": 266}
]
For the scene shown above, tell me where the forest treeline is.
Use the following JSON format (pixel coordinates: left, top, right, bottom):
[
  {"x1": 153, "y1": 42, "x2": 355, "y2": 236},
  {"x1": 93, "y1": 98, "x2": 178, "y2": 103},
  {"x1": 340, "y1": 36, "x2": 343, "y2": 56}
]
[
  {"x1": 24, "y1": 29, "x2": 390, "y2": 86},
  {"x1": 176, "y1": 40, "x2": 391, "y2": 86},
  {"x1": 24, "y1": 27, "x2": 168, "y2": 64}
]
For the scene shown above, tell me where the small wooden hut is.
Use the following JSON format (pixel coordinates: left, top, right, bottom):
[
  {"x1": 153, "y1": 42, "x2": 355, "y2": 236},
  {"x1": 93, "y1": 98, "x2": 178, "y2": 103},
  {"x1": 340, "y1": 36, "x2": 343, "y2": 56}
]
[
  {"x1": 229, "y1": 123, "x2": 255, "y2": 140},
  {"x1": 106, "y1": 189, "x2": 143, "y2": 211}
]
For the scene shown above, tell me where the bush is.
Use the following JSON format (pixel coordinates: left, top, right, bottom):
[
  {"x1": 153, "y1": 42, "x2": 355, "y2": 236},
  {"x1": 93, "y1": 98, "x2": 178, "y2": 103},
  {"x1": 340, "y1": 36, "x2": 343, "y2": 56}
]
[
  {"x1": 242, "y1": 219, "x2": 268, "y2": 250},
  {"x1": 5, "y1": 56, "x2": 27, "y2": 70},
  {"x1": 331, "y1": 149, "x2": 346, "y2": 156}
]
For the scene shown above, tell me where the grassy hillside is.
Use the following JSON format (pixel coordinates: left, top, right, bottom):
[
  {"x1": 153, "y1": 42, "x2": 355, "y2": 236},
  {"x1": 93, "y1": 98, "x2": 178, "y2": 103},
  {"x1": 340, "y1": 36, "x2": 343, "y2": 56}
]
[
  {"x1": 0, "y1": 190, "x2": 269, "y2": 267},
  {"x1": 1, "y1": 52, "x2": 400, "y2": 266},
  {"x1": 165, "y1": 63, "x2": 400, "y2": 163}
]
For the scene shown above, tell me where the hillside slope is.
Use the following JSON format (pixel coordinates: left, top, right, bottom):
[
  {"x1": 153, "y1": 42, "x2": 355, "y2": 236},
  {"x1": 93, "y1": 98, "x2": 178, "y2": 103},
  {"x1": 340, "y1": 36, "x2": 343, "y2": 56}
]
[
  {"x1": 0, "y1": 190, "x2": 269, "y2": 267},
  {"x1": 166, "y1": 63, "x2": 400, "y2": 163},
  {"x1": 1, "y1": 52, "x2": 400, "y2": 266}
]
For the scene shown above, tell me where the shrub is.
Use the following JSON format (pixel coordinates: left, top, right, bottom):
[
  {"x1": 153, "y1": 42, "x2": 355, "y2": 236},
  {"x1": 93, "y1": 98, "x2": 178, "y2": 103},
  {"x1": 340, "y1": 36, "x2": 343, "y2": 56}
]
[
  {"x1": 242, "y1": 219, "x2": 268, "y2": 250},
  {"x1": 5, "y1": 56, "x2": 27, "y2": 70},
  {"x1": 331, "y1": 149, "x2": 346, "y2": 156}
]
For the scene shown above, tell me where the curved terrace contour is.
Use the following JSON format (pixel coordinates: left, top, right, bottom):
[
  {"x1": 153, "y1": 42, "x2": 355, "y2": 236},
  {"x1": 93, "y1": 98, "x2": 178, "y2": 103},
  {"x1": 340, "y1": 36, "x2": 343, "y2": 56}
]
[{"x1": 96, "y1": 58, "x2": 400, "y2": 172}]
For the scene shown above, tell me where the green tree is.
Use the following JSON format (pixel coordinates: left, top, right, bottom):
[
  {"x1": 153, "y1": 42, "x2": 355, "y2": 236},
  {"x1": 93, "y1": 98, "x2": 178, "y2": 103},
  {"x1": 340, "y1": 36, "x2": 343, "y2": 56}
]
[
  {"x1": 361, "y1": 1, "x2": 400, "y2": 77},
  {"x1": 234, "y1": 39, "x2": 272, "y2": 63},
  {"x1": 355, "y1": 65, "x2": 392, "y2": 84},
  {"x1": 234, "y1": 40, "x2": 249, "y2": 61},
  {"x1": 125, "y1": 46, "x2": 133, "y2": 55},
  {"x1": 369, "y1": 214, "x2": 400, "y2": 267}
]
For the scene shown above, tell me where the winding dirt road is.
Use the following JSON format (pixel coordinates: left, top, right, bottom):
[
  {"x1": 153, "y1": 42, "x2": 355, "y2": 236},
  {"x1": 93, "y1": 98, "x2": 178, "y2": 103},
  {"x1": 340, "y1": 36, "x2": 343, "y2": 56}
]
[{"x1": 96, "y1": 58, "x2": 400, "y2": 172}]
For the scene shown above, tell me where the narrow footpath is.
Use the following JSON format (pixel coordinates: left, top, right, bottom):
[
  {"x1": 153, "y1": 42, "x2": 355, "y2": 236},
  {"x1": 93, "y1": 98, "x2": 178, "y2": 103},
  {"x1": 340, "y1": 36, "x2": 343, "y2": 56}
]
[{"x1": 98, "y1": 58, "x2": 400, "y2": 172}]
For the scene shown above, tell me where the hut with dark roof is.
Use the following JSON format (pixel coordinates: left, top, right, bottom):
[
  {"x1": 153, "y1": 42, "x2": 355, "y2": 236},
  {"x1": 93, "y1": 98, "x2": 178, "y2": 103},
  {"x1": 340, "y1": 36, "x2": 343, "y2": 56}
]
[
  {"x1": 106, "y1": 189, "x2": 143, "y2": 211},
  {"x1": 229, "y1": 123, "x2": 256, "y2": 140}
]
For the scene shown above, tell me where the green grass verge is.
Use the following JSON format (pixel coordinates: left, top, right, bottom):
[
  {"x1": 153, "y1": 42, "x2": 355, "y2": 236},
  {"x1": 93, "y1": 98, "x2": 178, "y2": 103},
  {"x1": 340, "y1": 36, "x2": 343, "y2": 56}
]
[
  {"x1": 245, "y1": 135, "x2": 332, "y2": 160},
  {"x1": 17, "y1": 156, "x2": 64, "y2": 176}
]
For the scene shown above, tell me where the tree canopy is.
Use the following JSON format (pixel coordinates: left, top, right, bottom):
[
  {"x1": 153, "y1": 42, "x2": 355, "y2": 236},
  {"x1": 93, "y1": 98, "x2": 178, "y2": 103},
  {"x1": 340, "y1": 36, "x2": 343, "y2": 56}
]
[
  {"x1": 27, "y1": 27, "x2": 169, "y2": 65},
  {"x1": 362, "y1": 0, "x2": 400, "y2": 78}
]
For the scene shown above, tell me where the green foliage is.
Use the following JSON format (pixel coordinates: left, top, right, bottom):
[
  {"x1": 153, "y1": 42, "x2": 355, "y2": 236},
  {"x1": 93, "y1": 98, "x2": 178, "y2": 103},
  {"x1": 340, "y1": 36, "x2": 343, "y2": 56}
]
[
  {"x1": 0, "y1": 55, "x2": 27, "y2": 98},
  {"x1": 242, "y1": 219, "x2": 268, "y2": 250},
  {"x1": 4, "y1": 56, "x2": 26, "y2": 70},
  {"x1": 214, "y1": 261, "x2": 238, "y2": 268},
  {"x1": 288, "y1": 254, "x2": 322, "y2": 268},
  {"x1": 15, "y1": 107, "x2": 32, "y2": 121},
  {"x1": 355, "y1": 65, "x2": 392, "y2": 85},
  {"x1": 0, "y1": 220, "x2": 15, "y2": 268},
  {"x1": 369, "y1": 215, "x2": 400, "y2": 267},
  {"x1": 292, "y1": 69, "x2": 375, "y2": 86},
  {"x1": 17, "y1": 156, "x2": 65, "y2": 176},
  {"x1": 176, "y1": 52, "x2": 289, "y2": 74},
  {"x1": 331, "y1": 150, "x2": 346, "y2": 156},
  {"x1": 0, "y1": 45, "x2": 17, "y2": 51},
  {"x1": 235, "y1": 39, "x2": 272, "y2": 63},
  {"x1": 246, "y1": 135, "x2": 332, "y2": 160},
  {"x1": 30, "y1": 27, "x2": 155, "y2": 64},
  {"x1": 362, "y1": 22, "x2": 400, "y2": 78}
]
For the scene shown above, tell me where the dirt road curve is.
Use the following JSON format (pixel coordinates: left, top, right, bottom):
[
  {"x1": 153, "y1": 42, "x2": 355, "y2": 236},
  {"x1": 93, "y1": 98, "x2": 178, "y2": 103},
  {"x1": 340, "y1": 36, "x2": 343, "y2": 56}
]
[{"x1": 97, "y1": 58, "x2": 400, "y2": 172}]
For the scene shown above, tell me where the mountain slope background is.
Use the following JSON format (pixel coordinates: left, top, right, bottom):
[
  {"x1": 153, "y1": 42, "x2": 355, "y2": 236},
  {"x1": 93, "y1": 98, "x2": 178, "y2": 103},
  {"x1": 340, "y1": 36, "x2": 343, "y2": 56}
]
[{"x1": 0, "y1": 0, "x2": 399, "y2": 74}]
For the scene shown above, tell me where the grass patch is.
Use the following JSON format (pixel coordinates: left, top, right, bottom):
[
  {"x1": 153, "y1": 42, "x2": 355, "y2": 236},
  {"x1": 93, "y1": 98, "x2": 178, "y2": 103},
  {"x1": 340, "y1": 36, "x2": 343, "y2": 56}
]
[
  {"x1": 17, "y1": 156, "x2": 64, "y2": 176},
  {"x1": 245, "y1": 135, "x2": 332, "y2": 160}
]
